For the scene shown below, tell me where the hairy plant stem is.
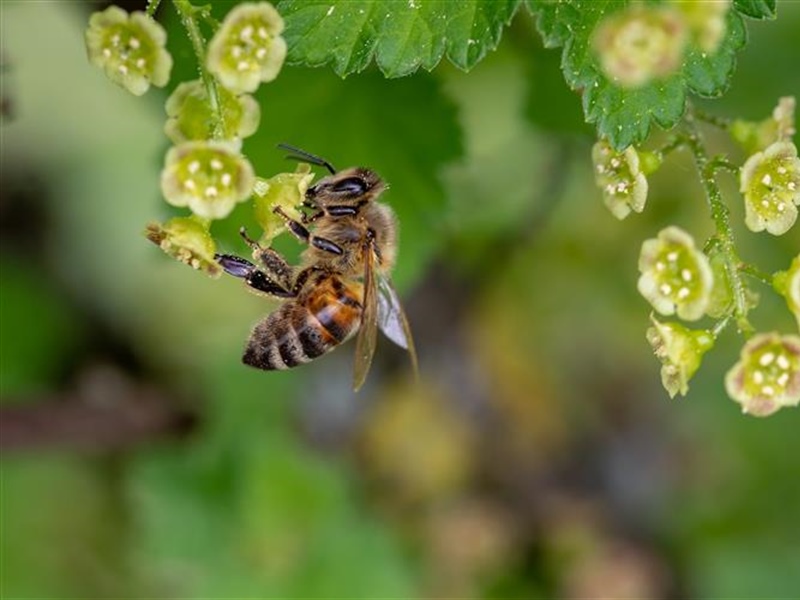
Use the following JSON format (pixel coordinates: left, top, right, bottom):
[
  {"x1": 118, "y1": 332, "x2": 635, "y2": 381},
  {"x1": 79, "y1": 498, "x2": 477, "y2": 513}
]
[
  {"x1": 692, "y1": 106, "x2": 732, "y2": 130},
  {"x1": 684, "y1": 108, "x2": 753, "y2": 335},
  {"x1": 146, "y1": 0, "x2": 163, "y2": 18},
  {"x1": 172, "y1": 0, "x2": 224, "y2": 139},
  {"x1": 654, "y1": 136, "x2": 686, "y2": 160}
]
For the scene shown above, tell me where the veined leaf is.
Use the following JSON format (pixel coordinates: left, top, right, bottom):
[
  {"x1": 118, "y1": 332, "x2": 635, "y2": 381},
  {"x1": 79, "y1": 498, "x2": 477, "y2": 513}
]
[{"x1": 277, "y1": 0, "x2": 520, "y2": 78}]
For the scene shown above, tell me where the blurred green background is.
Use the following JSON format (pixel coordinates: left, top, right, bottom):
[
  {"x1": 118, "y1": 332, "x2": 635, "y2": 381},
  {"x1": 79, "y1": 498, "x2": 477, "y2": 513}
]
[{"x1": 2, "y1": 2, "x2": 799, "y2": 598}]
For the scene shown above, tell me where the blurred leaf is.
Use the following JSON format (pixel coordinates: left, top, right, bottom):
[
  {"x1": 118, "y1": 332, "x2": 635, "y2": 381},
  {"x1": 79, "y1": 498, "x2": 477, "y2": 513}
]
[
  {"x1": 276, "y1": 0, "x2": 520, "y2": 78},
  {"x1": 0, "y1": 457, "x2": 133, "y2": 597},
  {"x1": 0, "y1": 261, "x2": 81, "y2": 396},
  {"x1": 733, "y1": 0, "x2": 777, "y2": 20},
  {"x1": 526, "y1": 1, "x2": 750, "y2": 149}
]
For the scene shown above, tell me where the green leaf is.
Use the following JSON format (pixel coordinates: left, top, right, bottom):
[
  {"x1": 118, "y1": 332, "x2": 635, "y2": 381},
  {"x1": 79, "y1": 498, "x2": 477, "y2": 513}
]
[
  {"x1": 276, "y1": 0, "x2": 520, "y2": 78},
  {"x1": 526, "y1": 0, "x2": 757, "y2": 149},
  {"x1": 734, "y1": 0, "x2": 777, "y2": 20}
]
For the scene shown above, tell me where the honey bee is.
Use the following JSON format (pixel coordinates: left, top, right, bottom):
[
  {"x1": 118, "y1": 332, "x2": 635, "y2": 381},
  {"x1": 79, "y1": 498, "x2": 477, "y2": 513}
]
[{"x1": 216, "y1": 145, "x2": 417, "y2": 391}]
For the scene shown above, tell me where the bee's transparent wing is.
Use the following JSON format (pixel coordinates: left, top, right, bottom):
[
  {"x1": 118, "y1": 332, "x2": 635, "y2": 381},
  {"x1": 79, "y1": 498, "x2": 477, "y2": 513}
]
[
  {"x1": 353, "y1": 244, "x2": 379, "y2": 392},
  {"x1": 377, "y1": 275, "x2": 419, "y2": 379}
]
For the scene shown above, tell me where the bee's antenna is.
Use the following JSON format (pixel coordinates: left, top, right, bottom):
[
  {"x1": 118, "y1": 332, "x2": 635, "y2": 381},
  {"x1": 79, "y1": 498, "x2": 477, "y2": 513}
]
[{"x1": 277, "y1": 143, "x2": 337, "y2": 175}]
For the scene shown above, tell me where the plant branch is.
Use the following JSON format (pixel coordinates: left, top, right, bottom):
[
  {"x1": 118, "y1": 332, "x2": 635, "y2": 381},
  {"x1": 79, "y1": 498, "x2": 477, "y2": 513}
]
[{"x1": 684, "y1": 107, "x2": 752, "y2": 335}]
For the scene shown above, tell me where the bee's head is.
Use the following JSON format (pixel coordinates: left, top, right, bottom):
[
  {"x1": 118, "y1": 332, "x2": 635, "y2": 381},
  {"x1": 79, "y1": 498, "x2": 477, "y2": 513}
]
[{"x1": 306, "y1": 167, "x2": 385, "y2": 208}]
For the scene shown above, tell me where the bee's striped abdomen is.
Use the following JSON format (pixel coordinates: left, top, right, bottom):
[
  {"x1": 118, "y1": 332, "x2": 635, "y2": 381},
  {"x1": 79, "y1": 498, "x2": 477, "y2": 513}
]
[{"x1": 242, "y1": 275, "x2": 362, "y2": 371}]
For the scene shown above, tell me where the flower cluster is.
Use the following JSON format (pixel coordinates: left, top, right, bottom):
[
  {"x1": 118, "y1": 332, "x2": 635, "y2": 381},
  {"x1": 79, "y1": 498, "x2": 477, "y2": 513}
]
[
  {"x1": 591, "y1": 140, "x2": 651, "y2": 220},
  {"x1": 85, "y1": 6, "x2": 172, "y2": 96},
  {"x1": 591, "y1": 1, "x2": 730, "y2": 89},
  {"x1": 725, "y1": 333, "x2": 800, "y2": 416},
  {"x1": 84, "y1": 2, "x2": 293, "y2": 273}
]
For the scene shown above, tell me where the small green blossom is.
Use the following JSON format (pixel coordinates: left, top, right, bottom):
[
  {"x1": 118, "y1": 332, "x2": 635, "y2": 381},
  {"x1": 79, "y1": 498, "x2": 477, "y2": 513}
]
[
  {"x1": 647, "y1": 316, "x2": 714, "y2": 398},
  {"x1": 253, "y1": 164, "x2": 315, "y2": 243},
  {"x1": 773, "y1": 254, "x2": 800, "y2": 331},
  {"x1": 739, "y1": 141, "x2": 800, "y2": 236},
  {"x1": 207, "y1": 2, "x2": 287, "y2": 94},
  {"x1": 592, "y1": 6, "x2": 688, "y2": 89},
  {"x1": 85, "y1": 6, "x2": 172, "y2": 96},
  {"x1": 592, "y1": 140, "x2": 650, "y2": 219},
  {"x1": 673, "y1": 0, "x2": 730, "y2": 54},
  {"x1": 160, "y1": 141, "x2": 255, "y2": 220},
  {"x1": 731, "y1": 96, "x2": 796, "y2": 155},
  {"x1": 638, "y1": 226, "x2": 713, "y2": 320},
  {"x1": 725, "y1": 332, "x2": 800, "y2": 417},
  {"x1": 145, "y1": 217, "x2": 221, "y2": 277},
  {"x1": 164, "y1": 79, "x2": 260, "y2": 146}
]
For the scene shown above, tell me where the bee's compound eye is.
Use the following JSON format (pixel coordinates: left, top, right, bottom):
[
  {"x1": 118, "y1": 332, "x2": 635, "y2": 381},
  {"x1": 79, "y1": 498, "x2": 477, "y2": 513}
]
[{"x1": 332, "y1": 177, "x2": 367, "y2": 196}]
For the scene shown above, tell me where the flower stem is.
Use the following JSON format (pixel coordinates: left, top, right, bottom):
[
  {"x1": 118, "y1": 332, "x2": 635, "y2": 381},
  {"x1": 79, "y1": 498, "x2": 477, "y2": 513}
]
[
  {"x1": 739, "y1": 263, "x2": 774, "y2": 287},
  {"x1": 692, "y1": 106, "x2": 732, "y2": 130},
  {"x1": 172, "y1": 0, "x2": 224, "y2": 139},
  {"x1": 684, "y1": 107, "x2": 753, "y2": 335},
  {"x1": 654, "y1": 135, "x2": 686, "y2": 160}
]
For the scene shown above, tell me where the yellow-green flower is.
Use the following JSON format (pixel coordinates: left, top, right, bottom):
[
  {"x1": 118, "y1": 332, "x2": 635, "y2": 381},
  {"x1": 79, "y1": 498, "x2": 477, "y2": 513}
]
[
  {"x1": 725, "y1": 332, "x2": 800, "y2": 417},
  {"x1": 731, "y1": 96, "x2": 796, "y2": 155},
  {"x1": 673, "y1": 0, "x2": 730, "y2": 54},
  {"x1": 145, "y1": 217, "x2": 220, "y2": 277},
  {"x1": 592, "y1": 6, "x2": 688, "y2": 88},
  {"x1": 253, "y1": 164, "x2": 315, "y2": 243},
  {"x1": 207, "y1": 2, "x2": 287, "y2": 94},
  {"x1": 773, "y1": 254, "x2": 800, "y2": 331},
  {"x1": 85, "y1": 6, "x2": 172, "y2": 96},
  {"x1": 164, "y1": 79, "x2": 260, "y2": 146},
  {"x1": 592, "y1": 139, "x2": 650, "y2": 220},
  {"x1": 647, "y1": 316, "x2": 714, "y2": 398},
  {"x1": 638, "y1": 226, "x2": 713, "y2": 321},
  {"x1": 739, "y1": 141, "x2": 800, "y2": 236},
  {"x1": 160, "y1": 141, "x2": 255, "y2": 220}
]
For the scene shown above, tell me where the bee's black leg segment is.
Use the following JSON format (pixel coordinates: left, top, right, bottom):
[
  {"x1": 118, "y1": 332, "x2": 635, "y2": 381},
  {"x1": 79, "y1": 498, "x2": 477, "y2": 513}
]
[
  {"x1": 301, "y1": 209, "x2": 324, "y2": 224},
  {"x1": 273, "y1": 206, "x2": 311, "y2": 243},
  {"x1": 245, "y1": 271, "x2": 296, "y2": 298},
  {"x1": 325, "y1": 205, "x2": 360, "y2": 217},
  {"x1": 311, "y1": 236, "x2": 344, "y2": 255},
  {"x1": 273, "y1": 206, "x2": 343, "y2": 255},
  {"x1": 216, "y1": 254, "x2": 257, "y2": 278},
  {"x1": 238, "y1": 226, "x2": 261, "y2": 250},
  {"x1": 216, "y1": 254, "x2": 295, "y2": 298}
]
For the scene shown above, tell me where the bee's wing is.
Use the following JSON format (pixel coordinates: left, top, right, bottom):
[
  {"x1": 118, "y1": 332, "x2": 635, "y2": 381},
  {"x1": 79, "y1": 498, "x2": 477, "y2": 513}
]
[
  {"x1": 376, "y1": 275, "x2": 418, "y2": 378},
  {"x1": 353, "y1": 243, "x2": 379, "y2": 392}
]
